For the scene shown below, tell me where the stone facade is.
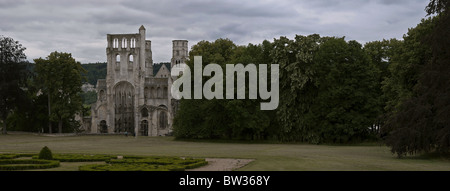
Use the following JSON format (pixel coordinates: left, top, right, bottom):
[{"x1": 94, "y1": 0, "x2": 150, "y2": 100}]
[{"x1": 89, "y1": 25, "x2": 188, "y2": 136}]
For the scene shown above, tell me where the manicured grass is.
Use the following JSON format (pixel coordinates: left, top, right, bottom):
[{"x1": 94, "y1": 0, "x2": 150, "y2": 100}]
[{"x1": 1, "y1": 134, "x2": 450, "y2": 171}]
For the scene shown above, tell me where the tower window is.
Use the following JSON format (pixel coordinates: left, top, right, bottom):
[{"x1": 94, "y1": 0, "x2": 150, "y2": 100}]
[
  {"x1": 113, "y1": 38, "x2": 119, "y2": 48},
  {"x1": 130, "y1": 38, "x2": 136, "y2": 48},
  {"x1": 122, "y1": 38, "x2": 127, "y2": 48},
  {"x1": 115, "y1": 54, "x2": 120, "y2": 69}
]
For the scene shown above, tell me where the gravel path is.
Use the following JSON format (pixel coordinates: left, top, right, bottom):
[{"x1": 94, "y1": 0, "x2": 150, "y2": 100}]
[{"x1": 188, "y1": 158, "x2": 254, "y2": 171}]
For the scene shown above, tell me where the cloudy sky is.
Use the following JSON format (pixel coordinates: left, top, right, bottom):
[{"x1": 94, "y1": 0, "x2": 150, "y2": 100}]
[{"x1": 0, "y1": 0, "x2": 431, "y2": 63}]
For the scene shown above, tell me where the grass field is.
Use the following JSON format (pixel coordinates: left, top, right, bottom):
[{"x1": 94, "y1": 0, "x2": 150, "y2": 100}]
[{"x1": 1, "y1": 134, "x2": 450, "y2": 171}]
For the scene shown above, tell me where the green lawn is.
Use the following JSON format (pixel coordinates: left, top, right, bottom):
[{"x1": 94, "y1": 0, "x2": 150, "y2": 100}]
[{"x1": 1, "y1": 134, "x2": 450, "y2": 171}]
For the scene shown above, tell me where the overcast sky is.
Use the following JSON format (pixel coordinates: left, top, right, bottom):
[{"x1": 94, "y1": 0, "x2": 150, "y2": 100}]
[{"x1": 0, "y1": 0, "x2": 431, "y2": 63}]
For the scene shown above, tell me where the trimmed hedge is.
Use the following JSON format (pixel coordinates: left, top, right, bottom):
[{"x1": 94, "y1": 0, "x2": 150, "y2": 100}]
[
  {"x1": 0, "y1": 153, "x2": 36, "y2": 159},
  {"x1": 32, "y1": 154, "x2": 116, "y2": 162},
  {"x1": 38, "y1": 146, "x2": 53, "y2": 160},
  {"x1": 78, "y1": 163, "x2": 185, "y2": 171},
  {"x1": 79, "y1": 157, "x2": 208, "y2": 171},
  {"x1": 0, "y1": 159, "x2": 60, "y2": 171}
]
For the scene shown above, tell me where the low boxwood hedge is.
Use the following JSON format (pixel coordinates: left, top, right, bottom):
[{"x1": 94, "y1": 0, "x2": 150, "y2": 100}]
[
  {"x1": 79, "y1": 157, "x2": 208, "y2": 171},
  {"x1": 0, "y1": 159, "x2": 60, "y2": 171},
  {"x1": 32, "y1": 154, "x2": 116, "y2": 162},
  {"x1": 0, "y1": 153, "x2": 36, "y2": 159},
  {"x1": 78, "y1": 163, "x2": 185, "y2": 171}
]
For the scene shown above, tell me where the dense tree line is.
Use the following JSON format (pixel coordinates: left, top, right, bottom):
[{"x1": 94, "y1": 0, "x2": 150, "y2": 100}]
[
  {"x1": 81, "y1": 62, "x2": 107, "y2": 85},
  {"x1": 174, "y1": 0, "x2": 450, "y2": 150},
  {"x1": 173, "y1": 36, "x2": 381, "y2": 143},
  {"x1": 383, "y1": 0, "x2": 450, "y2": 156}
]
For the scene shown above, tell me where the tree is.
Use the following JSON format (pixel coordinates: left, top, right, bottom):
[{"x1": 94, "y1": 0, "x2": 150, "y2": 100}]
[
  {"x1": 0, "y1": 36, "x2": 29, "y2": 134},
  {"x1": 34, "y1": 51, "x2": 86, "y2": 133},
  {"x1": 173, "y1": 38, "x2": 275, "y2": 140},
  {"x1": 364, "y1": 39, "x2": 403, "y2": 135},
  {"x1": 383, "y1": 1, "x2": 450, "y2": 156},
  {"x1": 275, "y1": 35, "x2": 380, "y2": 143}
]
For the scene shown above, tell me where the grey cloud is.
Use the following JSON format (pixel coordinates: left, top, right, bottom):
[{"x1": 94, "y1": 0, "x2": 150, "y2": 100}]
[{"x1": 0, "y1": 0, "x2": 431, "y2": 63}]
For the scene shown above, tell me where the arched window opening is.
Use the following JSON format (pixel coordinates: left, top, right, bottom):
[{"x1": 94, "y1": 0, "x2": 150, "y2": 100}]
[
  {"x1": 157, "y1": 87, "x2": 162, "y2": 98},
  {"x1": 99, "y1": 120, "x2": 107, "y2": 133},
  {"x1": 129, "y1": 54, "x2": 134, "y2": 63},
  {"x1": 163, "y1": 87, "x2": 168, "y2": 98},
  {"x1": 151, "y1": 87, "x2": 156, "y2": 98},
  {"x1": 113, "y1": 38, "x2": 119, "y2": 48},
  {"x1": 128, "y1": 54, "x2": 134, "y2": 70},
  {"x1": 99, "y1": 90, "x2": 105, "y2": 101},
  {"x1": 130, "y1": 38, "x2": 136, "y2": 48},
  {"x1": 122, "y1": 38, "x2": 127, "y2": 48},
  {"x1": 141, "y1": 108, "x2": 149, "y2": 118},
  {"x1": 140, "y1": 120, "x2": 148, "y2": 136},
  {"x1": 144, "y1": 87, "x2": 149, "y2": 100},
  {"x1": 159, "y1": 111, "x2": 167, "y2": 129},
  {"x1": 115, "y1": 54, "x2": 120, "y2": 69}
]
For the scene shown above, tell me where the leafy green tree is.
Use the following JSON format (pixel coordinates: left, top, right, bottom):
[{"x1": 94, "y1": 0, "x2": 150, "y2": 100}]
[
  {"x1": 276, "y1": 35, "x2": 380, "y2": 143},
  {"x1": 274, "y1": 34, "x2": 322, "y2": 142},
  {"x1": 364, "y1": 39, "x2": 403, "y2": 134},
  {"x1": 34, "y1": 51, "x2": 86, "y2": 133},
  {"x1": 0, "y1": 36, "x2": 30, "y2": 134},
  {"x1": 81, "y1": 62, "x2": 107, "y2": 85},
  {"x1": 384, "y1": 1, "x2": 450, "y2": 156},
  {"x1": 80, "y1": 91, "x2": 97, "y2": 105},
  {"x1": 173, "y1": 39, "x2": 275, "y2": 140},
  {"x1": 381, "y1": 18, "x2": 435, "y2": 118}
]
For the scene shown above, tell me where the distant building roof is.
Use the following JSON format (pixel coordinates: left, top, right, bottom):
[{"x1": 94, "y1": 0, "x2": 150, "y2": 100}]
[{"x1": 153, "y1": 62, "x2": 171, "y2": 76}]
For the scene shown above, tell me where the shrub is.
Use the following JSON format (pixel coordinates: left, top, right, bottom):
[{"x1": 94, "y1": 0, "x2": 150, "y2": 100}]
[
  {"x1": 0, "y1": 159, "x2": 60, "y2": 170},
  {"x1": 80, "y1": 157, "x2": 208, "y2": 171},
  {"x1": 0, "y1": 153, "x2": 35, "y2": 159},
  {"x1": 32, "y1": 153, "x2": 116, "y2": 162},
  {"x1": 38, "y1": 146, "x2": 53, "y2": 160}
]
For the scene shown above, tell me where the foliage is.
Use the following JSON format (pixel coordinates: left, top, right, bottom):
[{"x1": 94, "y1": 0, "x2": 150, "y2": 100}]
[
  {"x1": 38, "y1": 146, "x2": 53, "y2": 160},
  {"x1": 0, "y1": 159, "x2": 60, "y2": 171},
  {"x1": 426, "y1": 0, "x2": 450, "y2": 15},
  {"x1": 0, "y1": 36, "x2": 30, "y2": 134},
  {"x1": 0, "y1": 153, "x2": 35, "y2": 159},
  {"x1": 34, "y1": 51, "x2": 87, "y2": 133},
  {"x1": 381, "y1": 18, "x2": 435, "y2": 117},
  {"x1": 79, "y1": 157, "x2": 207, "y2": 171},
  {"x1": 275, "y1": 35, "x2": 380, "y2": 143},
  {"x1": 384, "y1": 2, "x2": 450, "y2": 156},
  {"x1": 173, "y1": 39, "x2": 276, "y2": 140},
  {"x1": 79, "y1": 91, "x2": 97, "y2": 105},
  {"x1": 80, "y1": 62, "x2": 107, "y2": 85},
  {"x1": 33, "y1": 153, "x2": 115, "y2": 162}
]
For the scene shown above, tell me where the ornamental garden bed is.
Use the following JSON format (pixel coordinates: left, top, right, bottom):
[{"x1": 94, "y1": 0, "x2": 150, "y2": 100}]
[
  {"x1": 0, "y1": 159, "x2": 60, "y2": 170},
  {"x1": 0, "y1": 152, "x2": 207, "y2": 171}
]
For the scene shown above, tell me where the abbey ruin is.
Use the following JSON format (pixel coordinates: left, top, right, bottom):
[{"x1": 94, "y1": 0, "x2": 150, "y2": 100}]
[{"x1": 89, "y1": 25, "x2": 187, "y2": 136}]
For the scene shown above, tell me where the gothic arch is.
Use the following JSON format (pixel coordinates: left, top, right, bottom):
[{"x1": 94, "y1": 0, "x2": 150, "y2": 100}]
[{"x1": 113, "y1": 81, "x2": 135, "y2": 133}]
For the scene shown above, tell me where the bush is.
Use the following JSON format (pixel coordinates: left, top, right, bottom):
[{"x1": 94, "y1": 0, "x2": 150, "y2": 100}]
[
  {"x1": 80, "y1": 157, "x2": 208, "y2": 171},
  {"x1": 32, "y1": 153, "x2": 116, "y2": 162},
  {"x1": 38, "y1": 146, "x2": 53, "y2": 160},
  {"x1": 0, "y1": 159, "x2": 60, "y2": 170},
  {"x1": 0, "y1": 153, "x2": 35, "y2": 159}
]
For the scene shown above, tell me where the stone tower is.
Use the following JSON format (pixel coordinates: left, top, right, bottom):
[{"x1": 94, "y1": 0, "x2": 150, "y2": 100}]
[
  {"x1": 90, "y1": 25, "x2": 184, "y2": 136},
  {"x1": 171, "y1": 40, "x2": 188, "y2": 68}
]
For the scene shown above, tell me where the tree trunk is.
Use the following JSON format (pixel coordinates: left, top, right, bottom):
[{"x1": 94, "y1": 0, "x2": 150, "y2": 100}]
[
  {"x1": 48, "y1": 93, "x2": 52, "y2": 134},
  {"x1": 2, "y1": 117, "x2": 6, "y2": 134},
  {"x1": 58, "y1": 119, "x2": 63, "y2": 134}
]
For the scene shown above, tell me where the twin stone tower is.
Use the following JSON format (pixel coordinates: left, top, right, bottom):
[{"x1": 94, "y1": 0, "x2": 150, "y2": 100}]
[{"x1": 90, "y1": 25, "x2": 187, "y2": 136}]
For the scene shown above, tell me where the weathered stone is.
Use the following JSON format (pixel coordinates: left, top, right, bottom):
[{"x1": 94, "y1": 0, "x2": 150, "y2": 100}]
[{"x1": 90, "y1": 25, "x2": 188, "y2": 136}]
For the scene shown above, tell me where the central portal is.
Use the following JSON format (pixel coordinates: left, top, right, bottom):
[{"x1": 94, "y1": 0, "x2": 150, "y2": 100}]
[{"x1": 114, "y1": 81, "x2": 135, "y2": 134}]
